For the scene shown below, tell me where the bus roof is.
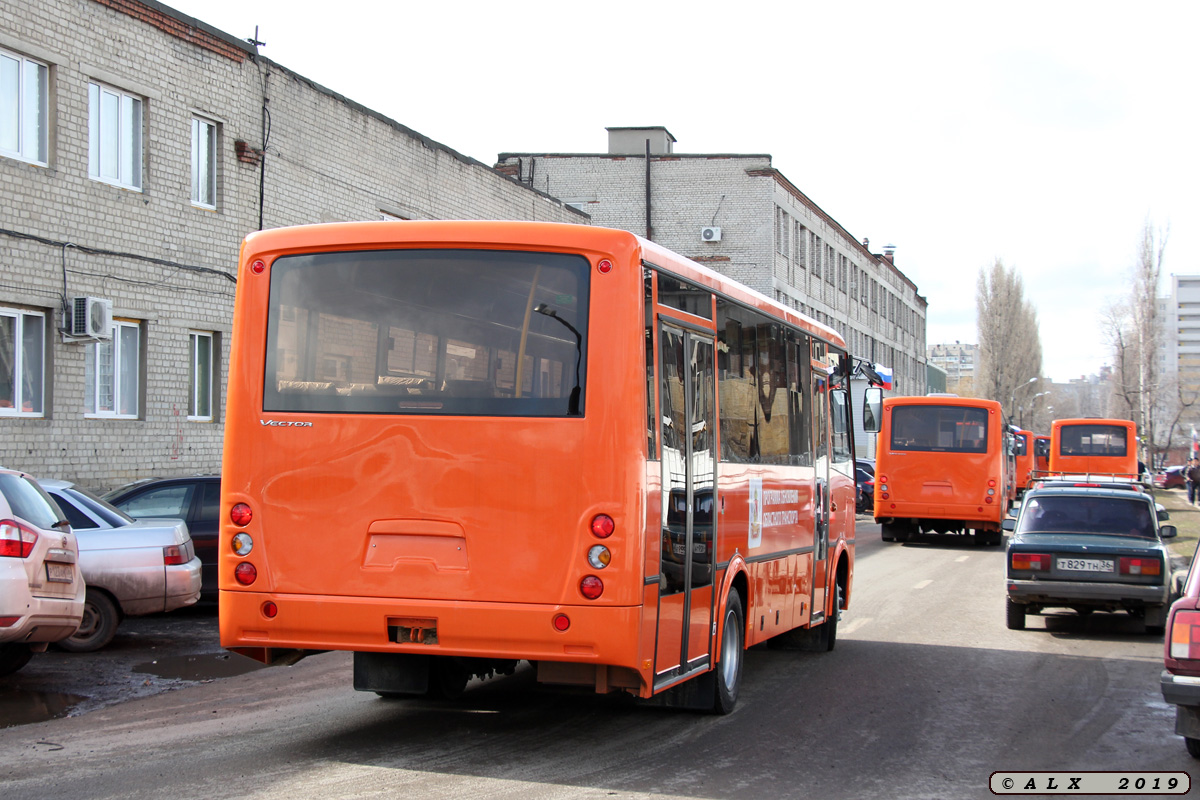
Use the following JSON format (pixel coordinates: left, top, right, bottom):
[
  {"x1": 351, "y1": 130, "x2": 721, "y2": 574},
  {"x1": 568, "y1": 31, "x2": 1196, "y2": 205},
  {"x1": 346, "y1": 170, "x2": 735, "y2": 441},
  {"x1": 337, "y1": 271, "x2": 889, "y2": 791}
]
[
  {"x1": 882, "y1": 395, "x2": 1002, "y2": 410},
  {"x1": 241, "y1": 220, "x2": 847, "y2": 351}
]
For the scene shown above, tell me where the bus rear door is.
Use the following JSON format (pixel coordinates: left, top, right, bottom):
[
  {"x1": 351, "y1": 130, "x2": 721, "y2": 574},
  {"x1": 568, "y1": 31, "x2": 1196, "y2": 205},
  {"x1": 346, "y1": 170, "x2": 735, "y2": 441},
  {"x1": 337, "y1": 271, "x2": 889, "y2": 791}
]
[{"x1": 656, "y1": 323, "x2": 717, "y2": 688}]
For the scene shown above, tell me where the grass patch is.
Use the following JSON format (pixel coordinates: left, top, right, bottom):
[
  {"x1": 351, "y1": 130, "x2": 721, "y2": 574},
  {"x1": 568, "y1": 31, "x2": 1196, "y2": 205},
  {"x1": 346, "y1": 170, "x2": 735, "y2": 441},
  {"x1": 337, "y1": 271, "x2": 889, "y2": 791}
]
[{"x1": 1152, "y1": 487, "x2": 1200, "y2": 563}]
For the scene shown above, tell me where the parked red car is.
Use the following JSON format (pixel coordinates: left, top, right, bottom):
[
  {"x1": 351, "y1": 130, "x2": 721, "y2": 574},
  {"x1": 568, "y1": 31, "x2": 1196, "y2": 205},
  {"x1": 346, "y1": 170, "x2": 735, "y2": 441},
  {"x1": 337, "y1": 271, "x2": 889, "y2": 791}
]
[
  {"x1": 1162, "y1": 548, "x2": 1200, "y2": 756},
  {"x1": 1156, "y1": 466, "x2": 1187, "y2": 490}
]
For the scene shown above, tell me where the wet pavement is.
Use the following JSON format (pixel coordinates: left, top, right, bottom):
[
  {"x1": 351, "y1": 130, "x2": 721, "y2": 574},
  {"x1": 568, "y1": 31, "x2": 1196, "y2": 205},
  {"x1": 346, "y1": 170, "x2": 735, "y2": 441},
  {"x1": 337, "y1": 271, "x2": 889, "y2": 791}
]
[{"x1": 0, "y1": 603, "x2": 264, "y2": 728}]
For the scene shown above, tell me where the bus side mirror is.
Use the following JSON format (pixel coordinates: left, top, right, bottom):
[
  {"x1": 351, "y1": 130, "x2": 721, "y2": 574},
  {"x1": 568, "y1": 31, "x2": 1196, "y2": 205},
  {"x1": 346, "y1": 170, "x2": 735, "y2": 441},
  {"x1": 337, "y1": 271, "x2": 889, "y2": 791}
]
[{"x1": 863, "y1": 387, "x2": 882, "y2": 433}]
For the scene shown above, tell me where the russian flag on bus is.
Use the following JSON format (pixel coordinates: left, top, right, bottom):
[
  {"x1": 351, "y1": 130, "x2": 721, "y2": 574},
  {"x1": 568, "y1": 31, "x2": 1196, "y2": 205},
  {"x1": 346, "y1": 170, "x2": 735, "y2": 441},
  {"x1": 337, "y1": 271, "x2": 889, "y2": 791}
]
[{"x1": 874, "y1": 364, "x2": 894, "y2": 390}]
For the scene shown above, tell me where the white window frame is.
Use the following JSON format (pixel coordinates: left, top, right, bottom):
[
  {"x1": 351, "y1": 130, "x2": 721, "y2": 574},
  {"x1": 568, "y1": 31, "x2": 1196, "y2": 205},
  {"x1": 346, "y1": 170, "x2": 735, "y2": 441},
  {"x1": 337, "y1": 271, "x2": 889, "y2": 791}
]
[
  {"x1": 191, "y1": 117, "x2": 216, "y2": 208},
  {"x1": 188, "y1": 331, "x2": 213, "y2": 421},
  {"x1": 0, "y1": 47, "x2": 48, "y2": 165},
  {"x1": 88, "y1": 80, "x2": 142, "y2": 190},
  {"x1": 85, "y1": 319, "x2": 140, "y2": 419},
  {"x1": 0, "y1": 308, "x2": 45, "y2": 417}
]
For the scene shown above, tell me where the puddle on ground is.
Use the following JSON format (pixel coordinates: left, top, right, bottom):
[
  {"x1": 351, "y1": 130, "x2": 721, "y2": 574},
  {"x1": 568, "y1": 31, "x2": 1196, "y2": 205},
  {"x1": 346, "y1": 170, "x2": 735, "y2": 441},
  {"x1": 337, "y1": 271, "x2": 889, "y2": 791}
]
[
  {"x1": 0, "y1": 687, "x2": 87, "y2": 728},
  {"x1": 133, "y1": 651, "x2": 266, "y2": 681}
]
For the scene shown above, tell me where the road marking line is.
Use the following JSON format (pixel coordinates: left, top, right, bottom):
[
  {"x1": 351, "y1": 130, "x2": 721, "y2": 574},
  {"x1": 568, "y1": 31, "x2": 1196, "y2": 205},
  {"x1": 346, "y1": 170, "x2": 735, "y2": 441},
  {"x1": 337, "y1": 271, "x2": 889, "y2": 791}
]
[
  {"x1": 914, "y1": 579, "x2": 933, "y2": 589},
  {"x1": 956, "y1": 556, "x2": 969, "y2": 562},
  {"x1": 843, "y1": 617, "x2": 871, "y2": 634}
]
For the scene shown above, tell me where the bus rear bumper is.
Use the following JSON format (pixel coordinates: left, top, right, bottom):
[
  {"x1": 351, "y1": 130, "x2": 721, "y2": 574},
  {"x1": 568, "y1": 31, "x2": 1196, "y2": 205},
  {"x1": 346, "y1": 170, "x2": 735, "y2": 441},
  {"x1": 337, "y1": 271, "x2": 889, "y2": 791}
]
[{"x1": 218, "y1": 589, "x2": 645, "y2": 669}]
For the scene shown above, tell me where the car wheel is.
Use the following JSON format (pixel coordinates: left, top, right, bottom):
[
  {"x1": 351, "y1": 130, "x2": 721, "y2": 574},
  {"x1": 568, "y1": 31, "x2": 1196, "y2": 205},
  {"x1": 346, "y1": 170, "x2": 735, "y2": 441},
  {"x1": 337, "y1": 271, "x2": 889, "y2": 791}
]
[
  {"x1": 58, "y1": 589, "x2": 120, "y2": 653},
  {"x1": 0, "y1": 643, "x2": 33, "y2": 676},
  {"x1": 1187, "y1": 737, "x2": 1200, "y2": 758},
  {"x1": 712, "y1": 590, "x2": 745, "y2": 715},
  {"x1": 1006, "y1": 598, "x2": 1026, "y2": 631}
]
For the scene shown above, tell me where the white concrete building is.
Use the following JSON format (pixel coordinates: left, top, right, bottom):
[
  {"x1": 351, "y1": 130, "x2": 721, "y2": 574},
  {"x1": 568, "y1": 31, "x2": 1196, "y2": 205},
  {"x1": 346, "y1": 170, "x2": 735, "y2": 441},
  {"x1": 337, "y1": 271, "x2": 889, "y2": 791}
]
[{"x1": 496, "y1": 127, "x2": 928, "y2": 398}]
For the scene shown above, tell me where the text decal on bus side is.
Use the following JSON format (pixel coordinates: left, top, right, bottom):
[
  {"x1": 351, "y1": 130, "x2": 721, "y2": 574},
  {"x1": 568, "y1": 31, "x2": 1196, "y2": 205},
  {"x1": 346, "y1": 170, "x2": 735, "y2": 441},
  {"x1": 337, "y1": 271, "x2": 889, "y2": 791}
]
[{"x1": 260, "y1": 420, "x2": 314, "y2": 428}]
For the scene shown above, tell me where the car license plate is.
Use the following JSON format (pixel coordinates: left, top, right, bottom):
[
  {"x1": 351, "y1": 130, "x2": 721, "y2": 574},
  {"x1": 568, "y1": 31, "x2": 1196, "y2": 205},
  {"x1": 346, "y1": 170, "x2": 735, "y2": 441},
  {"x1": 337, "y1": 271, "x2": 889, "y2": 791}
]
[
  {"x1": 45, "y1": 562, "x2": 73, "y2": 583},
  {"x1": 1057, "y1": 558, "x2": 1114, "y2": 573}
]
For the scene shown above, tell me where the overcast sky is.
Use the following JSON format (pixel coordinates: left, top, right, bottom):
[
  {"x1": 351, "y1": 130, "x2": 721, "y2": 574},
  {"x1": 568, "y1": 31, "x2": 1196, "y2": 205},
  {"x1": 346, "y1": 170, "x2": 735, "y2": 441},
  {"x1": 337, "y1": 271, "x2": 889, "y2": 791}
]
[{"x1": 164, "y1": 0, "x2": 1200, "y2": 383}]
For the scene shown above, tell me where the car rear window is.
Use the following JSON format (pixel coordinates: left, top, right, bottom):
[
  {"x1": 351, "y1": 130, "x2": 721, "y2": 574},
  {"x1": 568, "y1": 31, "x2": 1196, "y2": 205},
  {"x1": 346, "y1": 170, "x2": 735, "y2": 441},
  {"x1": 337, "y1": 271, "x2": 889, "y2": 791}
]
[
  {"x1": 1019, "y1": 495, "x2": 1157, "y2": 538},
  {"x1": 0, "y1": 473, "x2": 63, "y2": 530}
]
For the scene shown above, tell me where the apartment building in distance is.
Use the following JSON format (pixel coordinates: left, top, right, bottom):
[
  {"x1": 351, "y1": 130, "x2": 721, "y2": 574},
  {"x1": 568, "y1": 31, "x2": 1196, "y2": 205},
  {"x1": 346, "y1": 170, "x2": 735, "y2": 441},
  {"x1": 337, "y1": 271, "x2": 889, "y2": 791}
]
[
  {"x1": 495, "y1": 127, "x2": 929, "y2": 398},
  {"x1": 0, "y1": 0, "x2": 582, "y2": 488}
]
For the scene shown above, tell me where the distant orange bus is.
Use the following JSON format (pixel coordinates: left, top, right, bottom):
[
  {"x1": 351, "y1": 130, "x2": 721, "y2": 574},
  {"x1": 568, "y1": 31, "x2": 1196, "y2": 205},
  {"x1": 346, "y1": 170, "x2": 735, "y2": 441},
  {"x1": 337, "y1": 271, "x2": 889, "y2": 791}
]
[
  {"x1": 1012, "y1": 429, "x2": 1037, "y2": 494},
  {"x1": 1034, "y1": 434, "x2": 1050, "y2": 474},
  {"x1": 1048, "y1": 418, "x2": 1138, "y2": 480},
  {"x1": 869, "y1": 395, "x2": 1009, "y2": 545},
  {"x1": 218, "y1": 220, "x2": 856, "y2": 713}
]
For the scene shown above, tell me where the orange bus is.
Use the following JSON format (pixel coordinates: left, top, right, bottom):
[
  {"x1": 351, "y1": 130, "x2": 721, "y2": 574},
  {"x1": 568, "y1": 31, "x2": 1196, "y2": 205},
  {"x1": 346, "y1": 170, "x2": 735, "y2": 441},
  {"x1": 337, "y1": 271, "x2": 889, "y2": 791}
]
[
  {"x1": 1048, "y1": 418, "x2": 1138, "y2": 480},
  {"x1": 1034, "y1": 434, "x2": 1050, "y2": 475},
  {"x1": 866, "y1": 395, "x2": 1009, "y2": 545},
  {"x1": 1011, "y1": 428, "x2": 1037, "y2": 494},
  {"x1": 218, "y1": 220, "x2": 857, "y2": 713}
]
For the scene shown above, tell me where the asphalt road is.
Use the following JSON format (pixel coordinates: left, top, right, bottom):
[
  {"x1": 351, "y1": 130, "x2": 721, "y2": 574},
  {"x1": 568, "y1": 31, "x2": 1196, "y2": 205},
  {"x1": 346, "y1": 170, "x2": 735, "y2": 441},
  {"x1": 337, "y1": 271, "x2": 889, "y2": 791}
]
[{"x1": 1, "y1": 519, "x2": 1195, "y2": 799}]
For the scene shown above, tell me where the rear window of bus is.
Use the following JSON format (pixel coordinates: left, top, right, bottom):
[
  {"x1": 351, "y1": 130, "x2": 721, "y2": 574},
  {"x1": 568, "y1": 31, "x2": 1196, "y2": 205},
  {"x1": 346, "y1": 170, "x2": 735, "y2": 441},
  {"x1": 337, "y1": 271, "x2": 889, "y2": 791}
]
[
  {"x1": 264, "y1": 249, "x2": 590, "y2": 416},
  {"x1": 889, "y1": 405, "x2": 989, "y2": 454},
  {"x1": 1059, "y1": 424, "x2": 1128, "y2": 456}
]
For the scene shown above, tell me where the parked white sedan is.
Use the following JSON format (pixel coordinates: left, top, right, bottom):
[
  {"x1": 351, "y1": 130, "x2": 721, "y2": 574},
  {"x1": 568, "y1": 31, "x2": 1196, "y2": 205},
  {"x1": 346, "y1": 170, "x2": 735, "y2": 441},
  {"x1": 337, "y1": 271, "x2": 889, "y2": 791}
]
[{"x1": 39, "y1": 479, "x2": 202, "y2": 652}]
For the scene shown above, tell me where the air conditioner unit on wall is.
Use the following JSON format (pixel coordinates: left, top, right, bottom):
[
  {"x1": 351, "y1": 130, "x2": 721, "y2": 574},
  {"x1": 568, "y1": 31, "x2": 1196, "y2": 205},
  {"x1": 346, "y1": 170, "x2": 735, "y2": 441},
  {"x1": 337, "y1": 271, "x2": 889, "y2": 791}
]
[
  {"x1": 701, "y1": 226, "x2": 722, "y2": 242},
  {"x1": 69, "y1": 297, "x2": 113, "y2": 339}
]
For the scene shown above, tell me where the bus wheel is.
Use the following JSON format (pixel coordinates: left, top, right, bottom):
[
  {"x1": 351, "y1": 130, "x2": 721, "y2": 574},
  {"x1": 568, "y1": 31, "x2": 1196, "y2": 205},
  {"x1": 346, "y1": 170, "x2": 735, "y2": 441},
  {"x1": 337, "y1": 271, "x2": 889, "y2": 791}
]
[
  {"x1": 1006, "y1": 599, "x2": 1026, "y2": 631},
  {"x1": 713, "y1": 591, "x2": 745, "y2": 715},
  {"x1": 882, "y1": 522, "x2": 907, "y2": 543},
  {"x1": 824, "y1": 580, "x2": 843, "y2": 652},
  {"x1": 428, "y1": 658, "x2": 470, "y2": 700}
]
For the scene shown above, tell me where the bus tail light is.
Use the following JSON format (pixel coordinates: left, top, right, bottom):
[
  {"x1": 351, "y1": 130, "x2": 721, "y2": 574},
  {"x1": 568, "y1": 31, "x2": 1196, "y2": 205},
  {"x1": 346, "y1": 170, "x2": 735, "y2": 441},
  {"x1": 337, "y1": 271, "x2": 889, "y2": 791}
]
[
  {"x1": 1170, "y1": 610, "x2": 1200, "y2": 659},
  {"x1": 580, "y1": 575, "x2": 603, "y2": 599},
  {"x1": 1120, "y1": 557, "x2": 1160, "y2": 576},
  {"x1": 587, "y1": 545, "x2": 611, "y2": 569},
  {"x1": 0, "y1": 520, "x2": 37, "y2": 558},
  {"x1": 262, "y1": 602, "x2": 278, "y2": 619},
  {"x1": 553, "y1": 613, "x2": 570, "y2": 631},
  {"x1": 1012, "y1": 552, "x2": 1051, "y2": 571},
  {"x1": 230, "y1": 503, "x2": 253, "y2": 526},
  {"x1": 232, "y1": 532, "x2": 254, "y2": 556},
  {"x1": 591, "y1": 514, "x2": 615, "y2": 538},
  {"x1": 234, "y1": 562, "x2": 257, "y2": 585}
]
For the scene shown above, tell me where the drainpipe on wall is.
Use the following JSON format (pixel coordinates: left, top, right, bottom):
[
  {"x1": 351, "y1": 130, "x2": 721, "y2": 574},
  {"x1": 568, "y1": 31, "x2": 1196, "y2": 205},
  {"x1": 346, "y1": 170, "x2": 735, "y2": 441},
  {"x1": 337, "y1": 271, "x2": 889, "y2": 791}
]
[{"x1": 644, "y1": 139, "x2": 652, "y2": 241}]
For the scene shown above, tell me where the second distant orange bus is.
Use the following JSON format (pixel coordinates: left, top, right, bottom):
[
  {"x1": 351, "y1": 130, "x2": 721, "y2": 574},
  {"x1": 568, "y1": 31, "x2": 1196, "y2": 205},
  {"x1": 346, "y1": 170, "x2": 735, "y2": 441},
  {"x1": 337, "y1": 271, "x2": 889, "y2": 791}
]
[{"x1": 1048, "y1": 418, "x2": 1138, "y2": 479}]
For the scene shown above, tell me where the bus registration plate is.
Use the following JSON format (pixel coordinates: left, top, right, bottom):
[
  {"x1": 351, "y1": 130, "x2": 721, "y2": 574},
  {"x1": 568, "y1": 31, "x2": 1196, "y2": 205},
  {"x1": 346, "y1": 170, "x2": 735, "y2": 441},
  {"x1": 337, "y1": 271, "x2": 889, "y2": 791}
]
[
  {"x1": 46, "y1": 562, "x2": 73, "y2": 583},
  {"x1": 1057, "y1": 558, "x2": 1113, "y2": 573}
]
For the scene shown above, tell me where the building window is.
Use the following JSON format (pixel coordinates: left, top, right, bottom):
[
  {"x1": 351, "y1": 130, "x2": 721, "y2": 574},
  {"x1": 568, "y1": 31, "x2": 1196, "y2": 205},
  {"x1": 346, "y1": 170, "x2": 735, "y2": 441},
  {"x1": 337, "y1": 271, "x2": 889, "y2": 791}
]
[
  {"x1": 0, "y1": 48, "x2": 48, "y2": 165},
  {"x1": 88, "y1": 81, "x2": 142, "y2": 190},
  {"x1": 188, "y1": 331, "x2": 213, "y2": 421},
  {"x1": 0, "y1": 308, "x2": 44, "y2": 416},
  {"x1": 191, "y1": 117, "x2": 216, "y2": 208},
  {"x1": 85, "y1": 320, "x2": 140, "y2": 418}
]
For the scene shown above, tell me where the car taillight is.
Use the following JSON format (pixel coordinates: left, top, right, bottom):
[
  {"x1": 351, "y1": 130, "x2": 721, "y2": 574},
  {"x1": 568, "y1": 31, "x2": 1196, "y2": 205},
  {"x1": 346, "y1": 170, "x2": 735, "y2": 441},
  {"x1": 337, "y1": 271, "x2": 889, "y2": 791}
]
[
  {"x1": 1120, "y1": 557, "x2": 1161, "y2": 576},
  {"x1": 0, "y1": 519, "x2": 37, "y2": 558},
  {"x1": 1012, "y1": 552, "x2": 1051, "y2": 571},
  {"x1": 1171, "y1": 610, "x2": 1200, "y2": 659},
  {"x1": 163, "y1": 545, "x2": 188, "y2": 565},
  {"x1": 0, "y1": 616, "x2": 20, "y2": 627}
]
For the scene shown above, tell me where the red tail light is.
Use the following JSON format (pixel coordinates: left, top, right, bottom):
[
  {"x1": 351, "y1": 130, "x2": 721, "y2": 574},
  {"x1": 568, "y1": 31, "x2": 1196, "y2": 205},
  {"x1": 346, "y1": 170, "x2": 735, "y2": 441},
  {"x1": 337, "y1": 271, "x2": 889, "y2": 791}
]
[
  {"x1": 230, "y1": 503, "x2": 253, "y2": 527},
  {"x1": 234, "y1": 562, "x2": 257, "y2": 585},
  {"x1": 552, "y1": 613, "x2": 570, "y2": 631},
  {"x1": 580, "y1": 575, "x2": 603, "y2": 599},
  {"x1": 0, "y1": 519, "x2": 37, "y2": 558},
  {"x1": 1012, "y1": 552, "x2": 1051, "y2": 571},
  {"x1": 0, "y1": 616, "x2": 20, "y2": 627},
  {"x1": 1171, "y1": 610, "x2": 1200, "y2": 659},
  {"x1": 591, "y1": 514, "x2": 615, "y2": 538},
  {"x1": 163, "y1": 545, "x2": 188, "y2": 565},
  {"x1": 1120, "y1": 557, "x2": 1161, "y2": 576}
]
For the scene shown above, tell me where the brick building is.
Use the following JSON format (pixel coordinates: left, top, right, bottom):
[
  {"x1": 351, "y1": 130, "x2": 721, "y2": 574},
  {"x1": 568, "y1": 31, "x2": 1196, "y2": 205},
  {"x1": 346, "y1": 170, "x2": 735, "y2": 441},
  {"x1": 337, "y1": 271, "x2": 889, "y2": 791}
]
[
  {"x1": 0, "y1": 0, "x2": 582, "y2": 488},
  {"x1": 496, "y1": 127, "x2": 928, "y2": 397}
]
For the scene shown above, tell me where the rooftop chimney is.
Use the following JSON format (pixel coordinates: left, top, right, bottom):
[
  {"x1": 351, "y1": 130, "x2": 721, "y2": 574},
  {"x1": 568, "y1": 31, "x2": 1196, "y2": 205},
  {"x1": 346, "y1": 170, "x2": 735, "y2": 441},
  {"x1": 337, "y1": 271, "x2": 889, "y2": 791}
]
[{"x1": 882, "y1": 243, "x2": 896, "y2": 264}]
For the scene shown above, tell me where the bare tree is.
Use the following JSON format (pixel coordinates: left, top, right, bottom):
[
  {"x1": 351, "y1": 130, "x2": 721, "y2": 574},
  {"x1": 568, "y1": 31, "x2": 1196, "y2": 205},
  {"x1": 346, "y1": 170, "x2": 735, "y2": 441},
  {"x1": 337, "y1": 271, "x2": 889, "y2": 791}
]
[
  {"x1": 976, "y1": 259, "x2": 1044, "y2": 420},
  {"x1": 1108, "y1": 221, "x2": 1168, "y2": 466}
]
